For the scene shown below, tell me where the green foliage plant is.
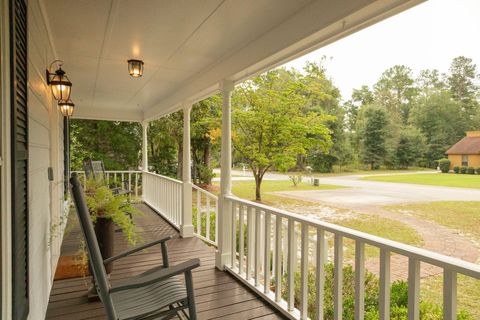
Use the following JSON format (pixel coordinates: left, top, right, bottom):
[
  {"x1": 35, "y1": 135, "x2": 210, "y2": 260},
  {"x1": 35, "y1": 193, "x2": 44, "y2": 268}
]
[
  {"x1": 476, "y1": 167, "x2": 480, "y2": 174},
  {"x1": 461, "y1": 166, "x2": 468, "y2": 174},
  {"x1": 274, "y1": 263, "x2": 472, "y2": 319},
  {"x1": 437, "y1": 158, "x2": 451, "y2": 173},
  {"x1": 467, "y1": 167, "x2": 475, "y2": 174},
  {"x1": 454, "y1": 166, "x2": 460, "y2": 174},
  {"x1": 85, "y1": 178, "x2": 142, "y2": 246},
  {"x1": 289, "y1": 175, "x2": 303, "y2": 187}
]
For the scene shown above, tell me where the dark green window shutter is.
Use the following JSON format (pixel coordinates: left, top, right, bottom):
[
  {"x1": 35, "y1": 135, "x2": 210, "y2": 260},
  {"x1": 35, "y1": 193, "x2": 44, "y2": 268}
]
[{"x1": 10, "y1": 0, "x2": 29, "y2": 319}]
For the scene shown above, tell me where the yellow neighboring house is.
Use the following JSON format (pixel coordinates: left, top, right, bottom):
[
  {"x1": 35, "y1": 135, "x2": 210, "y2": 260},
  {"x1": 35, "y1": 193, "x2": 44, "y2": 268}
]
[{"x1": 446, "y1": 131, "x2": 480, "y2": 169}]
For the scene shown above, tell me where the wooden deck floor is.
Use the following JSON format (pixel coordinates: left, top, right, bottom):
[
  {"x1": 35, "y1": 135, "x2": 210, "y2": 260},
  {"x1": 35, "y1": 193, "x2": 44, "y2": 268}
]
[{"x1": 46, "y1": 203, "x2": 286, "y2": 320}]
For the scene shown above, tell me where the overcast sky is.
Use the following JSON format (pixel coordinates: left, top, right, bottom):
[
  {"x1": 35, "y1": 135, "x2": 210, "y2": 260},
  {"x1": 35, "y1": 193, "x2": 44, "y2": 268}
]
[{"x1": 284, "y1": 0, "x2": 480, "y2": 101}]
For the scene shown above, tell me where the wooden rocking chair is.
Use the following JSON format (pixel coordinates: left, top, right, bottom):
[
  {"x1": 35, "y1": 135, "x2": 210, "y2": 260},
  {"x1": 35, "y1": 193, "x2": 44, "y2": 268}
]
[{"x1": 70, "y1": 173, "x2": 200, "y2": 320}]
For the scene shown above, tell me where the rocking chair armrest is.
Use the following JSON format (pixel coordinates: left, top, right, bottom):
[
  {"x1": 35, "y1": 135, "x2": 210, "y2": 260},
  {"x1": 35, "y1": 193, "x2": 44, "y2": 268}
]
[
  {"x1": 103, "y1": 236, "x2": 172, "y2": 266},
  {"x1": 110, "y1": 258, "x2": 200, "y2": 293}
]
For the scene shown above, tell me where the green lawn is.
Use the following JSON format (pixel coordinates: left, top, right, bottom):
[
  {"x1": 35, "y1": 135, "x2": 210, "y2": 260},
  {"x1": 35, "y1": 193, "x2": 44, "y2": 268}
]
[
  {"x1": 385, "y1": 201, "x2": 480, "y2": 318},
  {"x1": 213, "y1": 179, "x2": 344, "y2": 205},
  {"x1": 385, "y1": 201, "x2": 480, "y2": 244},
  {"x1": 362, "y1": 173, "x2": 480, "y2": 189},
  {"x1": 335, "y1": 214, "x2": 423, "y2": 259}
]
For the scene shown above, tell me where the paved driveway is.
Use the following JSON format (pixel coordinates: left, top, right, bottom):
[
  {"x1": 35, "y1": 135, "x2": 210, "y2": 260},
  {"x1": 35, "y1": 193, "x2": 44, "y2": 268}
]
[{"x1": 275, "y1": 173, "x2": 480, "y2": 207}]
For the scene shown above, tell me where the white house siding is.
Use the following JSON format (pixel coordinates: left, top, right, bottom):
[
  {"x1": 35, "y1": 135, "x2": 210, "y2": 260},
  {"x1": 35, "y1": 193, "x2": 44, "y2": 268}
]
[{"x1": 27, "y1": 0, "x2": 65, "y2": 318}]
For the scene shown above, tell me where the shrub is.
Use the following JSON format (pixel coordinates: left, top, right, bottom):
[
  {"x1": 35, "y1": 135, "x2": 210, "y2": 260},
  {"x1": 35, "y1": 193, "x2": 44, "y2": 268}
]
[
  {"x1": 437, "y1": 158, "x2": 450, "y2": 173},
  {"x1": 476, "y1": 167, "x2": 480, "y2": 175},
  {"x1": 467, "y1": 167, "x2": 475, "y2": 174},
  {"x1": 289, "y1": 175, "x2": 303, "y2": 187},
  {"x1": 274, "y1": 263, "x2": 472, "y2": 319},
  {"x1": 461, "y1": 166, "x2": 468, "y2": 174},
  {"x1": 453, "y1": 166, "x2": 460, "y2": 174}
]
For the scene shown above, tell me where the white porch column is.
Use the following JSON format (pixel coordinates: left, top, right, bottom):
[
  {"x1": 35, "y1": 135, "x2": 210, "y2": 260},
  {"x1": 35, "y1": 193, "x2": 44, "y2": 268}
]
[
  {"x1": 142, "y1": 121, "x2": 148, "y2": 172},
  {"x1": 181, "y1": 103, "x2": 194, "y2": 237},
  {"x1": 216, "y1": 80, "x2": 235, "y2": 270},
  {"x1": 141, "y1": 121, "x2": 148, "y2": 202}
]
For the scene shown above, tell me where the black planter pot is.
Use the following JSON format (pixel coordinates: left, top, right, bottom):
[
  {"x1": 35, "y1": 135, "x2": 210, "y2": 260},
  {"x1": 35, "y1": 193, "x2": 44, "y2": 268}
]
[{"x1": 88, "y1": 216, "x2": 114, "y2": 301}]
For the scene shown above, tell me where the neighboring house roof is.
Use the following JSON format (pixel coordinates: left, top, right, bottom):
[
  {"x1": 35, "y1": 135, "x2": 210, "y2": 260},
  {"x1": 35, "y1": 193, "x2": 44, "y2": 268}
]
[{"x1": 446, "y1": 136, "x2": 480, "y2": 155}]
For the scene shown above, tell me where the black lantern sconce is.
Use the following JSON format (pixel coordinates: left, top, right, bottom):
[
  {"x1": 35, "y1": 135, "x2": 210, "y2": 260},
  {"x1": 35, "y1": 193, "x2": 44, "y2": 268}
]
[
  {"x1": 46, "y1": 60, "x2": 72, "y2": 101},
  {"x1": 127, "y1": 59, "x2": 144, "y2": 78},
  {"x1": 58, "y1": 99, "x2": 75, "y2": 117}
]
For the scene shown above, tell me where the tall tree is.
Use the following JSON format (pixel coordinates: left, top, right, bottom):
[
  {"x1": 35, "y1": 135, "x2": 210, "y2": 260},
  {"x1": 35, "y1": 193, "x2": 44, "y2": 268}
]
[
  {"x1": 374, "y1": 65, "x2": 417, "y2": 124},
  {"x1": 191, "y1": 96, "x2": 221, "y2": 185},
  {"x1": 410, "y1": 90, "x2": 464, "y2": 166},
  {"x1": 447, "y1": 56, "x2": 479, "y2": 127},
  {"x1": 357, "y1": 105, "x2": 389, "y2": 169},
  {"x1": 70, "y1": 120, "x2": 141, "y2": 170},
  {"x1": 233, "y1": 68, "x2": 333, "y2": 201}
]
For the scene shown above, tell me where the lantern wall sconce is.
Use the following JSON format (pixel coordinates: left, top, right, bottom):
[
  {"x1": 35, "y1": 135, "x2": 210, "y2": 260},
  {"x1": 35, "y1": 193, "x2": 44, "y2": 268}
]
[
  {"x1": 127, "y1": 59, "x2": 144, "y2": 78},
  {"x1": 46, "y1": 60, "x2": 72, "y2": 101},
  {"x1": 58, "y1": 99, "x2": 75, "y2": 117}
]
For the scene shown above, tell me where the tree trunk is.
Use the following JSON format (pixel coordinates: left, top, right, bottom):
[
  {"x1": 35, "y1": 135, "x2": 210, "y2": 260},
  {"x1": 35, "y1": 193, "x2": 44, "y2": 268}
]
[{"x1": 254, "y1": 172, "x2": 263, "y2": 202}]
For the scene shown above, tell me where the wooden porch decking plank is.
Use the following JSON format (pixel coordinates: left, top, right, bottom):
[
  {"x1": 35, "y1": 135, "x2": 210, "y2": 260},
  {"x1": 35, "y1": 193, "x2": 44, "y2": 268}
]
[{"x1": 46, "y1": 203, "x2": 285, "y2": 320}]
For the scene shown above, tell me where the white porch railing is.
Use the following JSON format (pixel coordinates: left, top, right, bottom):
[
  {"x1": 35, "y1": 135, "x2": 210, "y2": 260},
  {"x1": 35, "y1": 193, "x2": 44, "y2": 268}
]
[
  {"x1": 143, "y1": 172, "x2": 183, "y2": 228},
  {"x1": 192, "y1": 184, "x2": 218, "y2": 246},
  {"x1": 72, "y1": 170, "x2": 143, "y2": 197},
  {"x1": 224, "y1": 195, "x2": 480, "y2": 320}
]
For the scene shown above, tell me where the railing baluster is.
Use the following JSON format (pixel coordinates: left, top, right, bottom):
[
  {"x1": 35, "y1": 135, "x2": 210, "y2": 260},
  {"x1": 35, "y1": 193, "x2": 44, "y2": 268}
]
[
  {"x1": 206, "y1": 195, "x2": 211, "y2": 241},
  {"x1": 231, "y1": 202, "x2": 237, "y2": 269},
  {"x1": 287, "y1": 218, "x2": 295, "y2": 312},
  {"x1": 264, "y1": 212, "x2": 271, "y2": 294},
  {"x1": 214, "y1": 198, "x2": 218, "y2": 242},
  {"x1": 316, "y1": 228, "x2": 325, "y2": 320},
  {"x1": 408, "y1": 258, "x2": 420, "y2": 320},
  {"x1": 239, "y1": 205, "x2": 245, "y2": 275},
  {"x1": 196, "y1": 191, "x2": 201, "y2": 235},
  {"x1": 443, "y1": 269, "x2": 457, "y2": 320},
  {"x1": 275, "y1": 216, "x2": 282, "y2": 303},
  {"x1": 128, "y1": 172, "x2": 131, "y2": 194},
  {"x1": 135, "y1": 173, "x2": 139, "y2": 197},
  {"x1": 334, "y1": 234, "x2": 343, "y2": 320},
  {"x1": 255, "y1": 209, "x2": 261, "y2": 286},
  {"x1": 246, "y1": 206, "x2": 253, "y2": 280},
  {"x1": 379, "y1": 248, "x2": 391, "y2": 320},
  {"x1": 355, "y1": 241, "x2": 365, "y2": 320},
  {"x1": 300, "y1": 223, "x2": 308, "y2": 319}
]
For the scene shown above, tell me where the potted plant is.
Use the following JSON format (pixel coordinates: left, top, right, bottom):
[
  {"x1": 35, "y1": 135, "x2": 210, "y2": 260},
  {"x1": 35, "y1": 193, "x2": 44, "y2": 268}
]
[{"x1": 84, "y1": 178, "x2": 142, "y2": 299}]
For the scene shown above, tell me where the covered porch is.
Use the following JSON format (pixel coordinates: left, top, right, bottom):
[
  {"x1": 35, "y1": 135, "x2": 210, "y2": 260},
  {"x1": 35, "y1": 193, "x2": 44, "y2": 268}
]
[
  {"x1": 46, "y1": 203, "x2": 284, "y2": 320},
  {"x1": 2, "y1": 0, "x2": 480, "y2": 319}
]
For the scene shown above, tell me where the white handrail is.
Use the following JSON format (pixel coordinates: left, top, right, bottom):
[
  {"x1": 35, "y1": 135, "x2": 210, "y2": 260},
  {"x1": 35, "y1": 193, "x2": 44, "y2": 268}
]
[
  {"x1": 192, "y1": 184, "x2": 218, "y2": 246},
  {"x1": 71, "y1": 170, "x2": 143, "y2": 197},
  {"x1": 143, "y1": 172, "x2": 183, "y2": 228},
  {"x1": 224, "y1": 194, "x2": 480, "y2": 320}
]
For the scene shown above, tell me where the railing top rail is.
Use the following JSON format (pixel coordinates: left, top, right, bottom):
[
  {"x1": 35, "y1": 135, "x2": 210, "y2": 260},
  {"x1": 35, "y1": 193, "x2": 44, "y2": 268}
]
[
  {"x1": 226, "y1": 195, "x2": 480, "y2": 279},
  {"x1": 144, "y1": 171, "x2": 183, "y2": 185},
  {"x1": 71, "y1": 170, "x2": 143, "y2": 173},
  {"x1": 192, "y1": 184, "x2": 218, "y2": 200}
]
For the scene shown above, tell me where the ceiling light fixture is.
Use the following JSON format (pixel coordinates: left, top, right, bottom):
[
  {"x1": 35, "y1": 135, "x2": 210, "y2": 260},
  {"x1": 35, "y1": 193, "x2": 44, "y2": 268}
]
[
  {"x1": 127, "y1": 59, "x2": 144, "y2": 78},
  {"x1": 58, "y1": 99, "x2": 75, "y2": 117},
  {"x1": 46, "y1": 60, "x2": 72, "y2": 101}
]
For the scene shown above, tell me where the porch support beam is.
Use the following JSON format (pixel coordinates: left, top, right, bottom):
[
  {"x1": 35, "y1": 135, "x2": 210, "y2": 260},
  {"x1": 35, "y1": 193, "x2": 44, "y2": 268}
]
[
  {"x1": 142, "y1": 121, "x2": 148, "y2": 172},
  {"x1": 141, "y1": 121, "x2": 148, "y2": 203},
  {"x1": 181, "y1": 103, "x2": 194, "y2": 238},
  {"x1": 216, "y1": 80, "x2": 235, "y2": 270}
]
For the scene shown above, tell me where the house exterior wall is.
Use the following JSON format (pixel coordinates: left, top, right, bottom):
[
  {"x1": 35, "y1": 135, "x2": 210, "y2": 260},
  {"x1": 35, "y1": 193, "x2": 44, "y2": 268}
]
[
  {"x1": 27, "y1": 0, "x2": 67, "y2": 318},
  {"x1": 448, "y1": 154, "x2": 480, "y2": 169}
]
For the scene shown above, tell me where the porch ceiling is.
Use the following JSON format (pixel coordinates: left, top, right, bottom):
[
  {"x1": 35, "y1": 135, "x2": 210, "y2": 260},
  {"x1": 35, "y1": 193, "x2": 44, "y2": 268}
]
[{"x1": 41, "y1": 0, "x2": 422, "y2": 122}]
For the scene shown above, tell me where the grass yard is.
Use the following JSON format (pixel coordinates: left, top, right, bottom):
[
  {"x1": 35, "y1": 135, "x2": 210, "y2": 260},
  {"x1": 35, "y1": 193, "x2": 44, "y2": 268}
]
[
  {"x1": 213, "y1": 179, "x2": 345, "y2": 205},
  {"x1": 362, "y1": 172, "x2": 480, "y2": 189},
  {"x1": 422, "y1": 274, "x2": 480, "y2": 319},
  {"x1": 334, "y1": 214, "x2": 423, "y2": 259},
  {"x1": 385, "y1": 201, "x2": 480, "y2": 318},
  {"x1": 385, "y1": 201, "x2": 480, "y2": 240}
]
